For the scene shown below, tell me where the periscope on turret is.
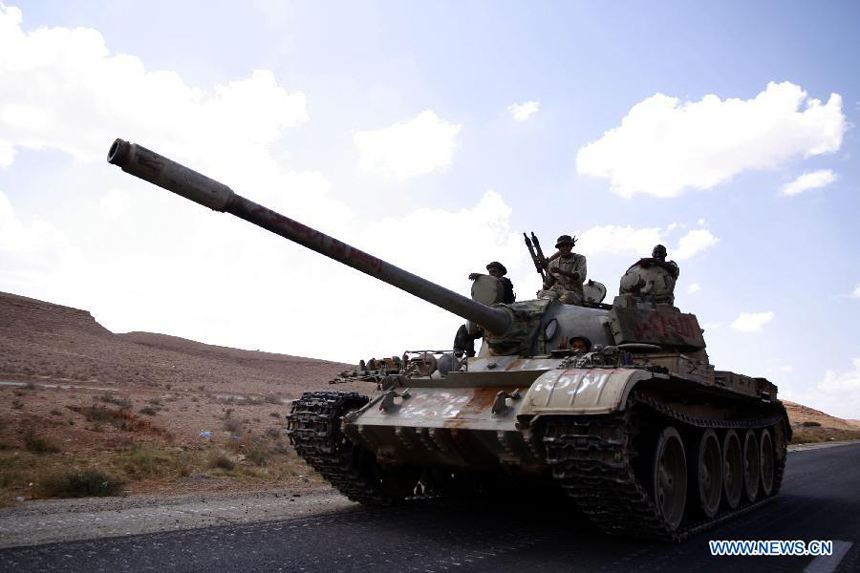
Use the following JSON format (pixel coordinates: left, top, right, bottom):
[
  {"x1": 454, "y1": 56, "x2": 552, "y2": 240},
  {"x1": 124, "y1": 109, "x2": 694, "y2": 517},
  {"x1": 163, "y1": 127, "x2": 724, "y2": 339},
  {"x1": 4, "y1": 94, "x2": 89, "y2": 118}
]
[{"x1": 108, "y1": 138, "x2": 791, "y2": 541}]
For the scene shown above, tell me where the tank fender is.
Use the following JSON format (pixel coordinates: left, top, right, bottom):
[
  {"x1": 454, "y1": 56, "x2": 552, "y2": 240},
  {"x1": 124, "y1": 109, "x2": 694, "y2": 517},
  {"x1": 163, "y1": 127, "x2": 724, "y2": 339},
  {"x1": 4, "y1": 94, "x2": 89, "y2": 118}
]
[{"x1": 519, "y1": 368, "x2": 657, "y2": 420}]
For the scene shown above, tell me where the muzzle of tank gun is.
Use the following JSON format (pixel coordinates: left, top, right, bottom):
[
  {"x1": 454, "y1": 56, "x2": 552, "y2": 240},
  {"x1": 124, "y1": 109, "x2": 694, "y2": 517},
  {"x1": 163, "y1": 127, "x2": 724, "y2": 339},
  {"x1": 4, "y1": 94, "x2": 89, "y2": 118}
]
[
  {"x1": 108, "y1": 139, "x2": 235, "y2": 211},
  {"x1": 107, "y1": 138, "x2": 513, "y2": 337}
]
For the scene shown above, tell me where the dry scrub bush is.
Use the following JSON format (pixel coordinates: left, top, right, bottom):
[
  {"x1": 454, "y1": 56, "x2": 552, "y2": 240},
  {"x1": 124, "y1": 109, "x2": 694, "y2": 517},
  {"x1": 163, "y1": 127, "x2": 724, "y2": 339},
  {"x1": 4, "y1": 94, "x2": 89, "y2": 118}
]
[
  {"x1": 71, "y1": 406, "x2": 171, "y2": 438},
  {"x1": 24, "y1": 434, "x2": 60, "y2": 454},
  {"x1": 208, "y1": 452, "x2": 235, "y2": 471},
  {"x1": 225, "y1": 438, "x2": 273, "y2": 467},
  {"x1": 121, "y1": 445, "x2": 192, "y2": 479},
  {"x1": 36, "y1": 469, "x2": 124, "y2": 498},
  {"x1": 224, "y1": 418, "x2": 244, "y2": 435},
  {"x1": 99, "y1": 394, "x2": 133, "y2": 410}
]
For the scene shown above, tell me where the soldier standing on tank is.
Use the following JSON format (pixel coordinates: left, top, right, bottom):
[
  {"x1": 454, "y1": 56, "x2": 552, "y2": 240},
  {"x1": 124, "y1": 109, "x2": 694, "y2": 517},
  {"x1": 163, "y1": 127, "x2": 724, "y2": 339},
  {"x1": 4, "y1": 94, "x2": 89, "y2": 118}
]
[
  {"x1": 538, "y1": 235, "x2": 587, "y2": 305},
  {"x1": 454, "y1": 261, "x2": 515, "y2": 357}
]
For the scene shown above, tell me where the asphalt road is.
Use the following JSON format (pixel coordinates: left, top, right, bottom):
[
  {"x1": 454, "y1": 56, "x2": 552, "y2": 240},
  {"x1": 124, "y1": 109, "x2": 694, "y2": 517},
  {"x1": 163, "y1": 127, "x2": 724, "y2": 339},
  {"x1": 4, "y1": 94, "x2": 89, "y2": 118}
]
[{"x1": 1, "y1": 443, "x2": 858, "y2": 573}]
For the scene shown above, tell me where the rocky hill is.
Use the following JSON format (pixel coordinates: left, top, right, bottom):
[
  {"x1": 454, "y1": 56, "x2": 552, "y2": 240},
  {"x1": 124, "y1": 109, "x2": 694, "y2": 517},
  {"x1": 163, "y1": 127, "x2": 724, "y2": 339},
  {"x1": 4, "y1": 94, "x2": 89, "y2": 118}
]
[{"x1": 0, "y1": 291, "x2": 350, "y2": 395}]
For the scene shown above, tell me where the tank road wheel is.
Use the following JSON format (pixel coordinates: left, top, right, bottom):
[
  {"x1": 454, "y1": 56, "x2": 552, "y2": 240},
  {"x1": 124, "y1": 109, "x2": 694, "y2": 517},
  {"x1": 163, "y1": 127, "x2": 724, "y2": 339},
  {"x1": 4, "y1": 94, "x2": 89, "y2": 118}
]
[
  {"x1": 653, "y1": 427, "x2": 687, "y2": 531},
  {"x1": 742, "y1": 429, "x2": 761, "y2": 502},
  {"x1": 694, "y1": 429, "x2": 723, "y2": 518},
  {"x1": 722, "y1": 430, "x2": 743, "y2": 509},
  {"x1": 760, "y1": 429, "x2": 775, "y2": 496}
]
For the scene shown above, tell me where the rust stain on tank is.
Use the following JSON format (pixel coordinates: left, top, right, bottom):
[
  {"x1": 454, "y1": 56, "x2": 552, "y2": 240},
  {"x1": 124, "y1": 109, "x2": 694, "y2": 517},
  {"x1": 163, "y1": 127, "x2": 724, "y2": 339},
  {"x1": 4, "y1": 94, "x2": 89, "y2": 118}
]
[{"x1": 442, "y1": 386, "x2": 521, "y2": 428}]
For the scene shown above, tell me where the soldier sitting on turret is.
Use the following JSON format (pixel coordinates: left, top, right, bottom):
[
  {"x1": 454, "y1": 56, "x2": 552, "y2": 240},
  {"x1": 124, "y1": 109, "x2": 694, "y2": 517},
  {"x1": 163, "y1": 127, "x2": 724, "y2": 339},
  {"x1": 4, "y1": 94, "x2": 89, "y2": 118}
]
[
  {"x1": 469, "y1": 261, "x2": 515, "y2": 304},
  {"x1": 454, "y1": 261, "x2": 515, "y2": 357},
  {"x1": 537, "y1": 235, "x2": 587, "y2": 305},
  {"x1": 618, "y1": 244, "x2": 679, "y2": 305}
]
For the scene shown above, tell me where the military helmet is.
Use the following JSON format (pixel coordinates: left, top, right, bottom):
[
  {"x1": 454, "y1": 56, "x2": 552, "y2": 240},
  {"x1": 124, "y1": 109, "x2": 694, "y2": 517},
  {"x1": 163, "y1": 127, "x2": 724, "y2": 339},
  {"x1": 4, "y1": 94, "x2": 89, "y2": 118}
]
[
  {"x1": 555, "y1": 234, "x2": 577, "y2": 248},
  {"x1": 486, "y1": 261, "x2": 507, "y2": 275}
]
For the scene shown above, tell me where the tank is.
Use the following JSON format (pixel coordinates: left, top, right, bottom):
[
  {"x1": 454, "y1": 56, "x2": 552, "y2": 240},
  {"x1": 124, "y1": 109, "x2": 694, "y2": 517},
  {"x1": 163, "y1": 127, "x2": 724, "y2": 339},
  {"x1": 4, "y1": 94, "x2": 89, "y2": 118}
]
[{"x1": 107, "y1": 138, "x2": 791, "y2": 541}]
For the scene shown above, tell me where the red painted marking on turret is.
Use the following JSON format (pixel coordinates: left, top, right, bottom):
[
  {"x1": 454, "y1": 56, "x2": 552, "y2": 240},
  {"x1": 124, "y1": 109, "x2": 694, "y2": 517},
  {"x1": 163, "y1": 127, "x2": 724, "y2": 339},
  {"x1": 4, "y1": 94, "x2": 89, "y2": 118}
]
[{"x1": 631, "y1": 312, "x2": 699, "y2": 342}]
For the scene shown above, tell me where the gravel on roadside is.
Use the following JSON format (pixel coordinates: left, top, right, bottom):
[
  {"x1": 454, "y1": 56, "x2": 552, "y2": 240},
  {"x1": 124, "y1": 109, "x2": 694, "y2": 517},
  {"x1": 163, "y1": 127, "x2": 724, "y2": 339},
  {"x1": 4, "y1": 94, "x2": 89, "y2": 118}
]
[{"x1": 0, "y1": 486, "x2": 357, "y2": 549}]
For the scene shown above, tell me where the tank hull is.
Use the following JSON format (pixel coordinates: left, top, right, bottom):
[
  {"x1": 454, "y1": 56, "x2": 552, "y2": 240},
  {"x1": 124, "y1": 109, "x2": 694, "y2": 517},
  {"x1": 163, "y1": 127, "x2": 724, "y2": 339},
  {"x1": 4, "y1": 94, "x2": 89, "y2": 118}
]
[{"x1": 289, "y1": 358, "x2": 790, "y2": 541}]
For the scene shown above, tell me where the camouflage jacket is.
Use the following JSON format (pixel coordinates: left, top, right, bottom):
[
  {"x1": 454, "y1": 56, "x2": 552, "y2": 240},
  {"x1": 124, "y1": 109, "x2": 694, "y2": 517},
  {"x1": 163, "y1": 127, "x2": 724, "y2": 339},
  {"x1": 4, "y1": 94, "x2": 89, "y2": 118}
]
[
  {"x1": 626, "y1": 257, "x2": 679, "y2": 279},
  {"x1": 500, "y1": 277, "x2": 516, "y2": 303},
  {"x1": 548, "y1": 253, "x2": 587, "y2": 293}
]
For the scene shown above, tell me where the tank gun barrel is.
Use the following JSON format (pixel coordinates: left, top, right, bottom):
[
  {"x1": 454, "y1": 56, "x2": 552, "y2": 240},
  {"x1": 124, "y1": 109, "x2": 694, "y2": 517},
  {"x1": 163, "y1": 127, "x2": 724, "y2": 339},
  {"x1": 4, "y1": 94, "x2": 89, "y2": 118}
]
[{"x1": 107, "y1": 139, "x2": 511, "y2": 335}]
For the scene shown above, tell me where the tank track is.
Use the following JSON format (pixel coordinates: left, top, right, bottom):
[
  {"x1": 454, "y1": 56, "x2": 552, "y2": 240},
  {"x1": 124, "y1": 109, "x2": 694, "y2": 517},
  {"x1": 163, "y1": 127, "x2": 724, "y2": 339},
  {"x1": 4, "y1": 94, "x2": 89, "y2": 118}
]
[
  {"x1": 543, "y1": 391, "x2": 788, "y2": 542},
  {"x1": 286, "y1": 391, "x2": 399, "y2": 506}
]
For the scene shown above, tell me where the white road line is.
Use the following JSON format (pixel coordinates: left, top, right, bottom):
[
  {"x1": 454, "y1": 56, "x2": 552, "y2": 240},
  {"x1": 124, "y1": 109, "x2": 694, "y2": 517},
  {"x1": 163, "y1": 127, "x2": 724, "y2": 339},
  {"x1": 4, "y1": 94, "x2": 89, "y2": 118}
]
[
  {"x1": 788, "y1": 441, "x2": 860, "y2": 453},
  {"x1": 804, "y1": 540, "x2": 853, "y2": 573}
]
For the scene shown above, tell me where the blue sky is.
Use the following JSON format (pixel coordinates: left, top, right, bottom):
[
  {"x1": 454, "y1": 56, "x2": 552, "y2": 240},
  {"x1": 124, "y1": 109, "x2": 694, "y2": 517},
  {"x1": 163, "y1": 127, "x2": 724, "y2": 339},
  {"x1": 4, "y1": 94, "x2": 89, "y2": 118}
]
[{"x1": 1, "y1": 1, "x2": 858, "y2": 417}]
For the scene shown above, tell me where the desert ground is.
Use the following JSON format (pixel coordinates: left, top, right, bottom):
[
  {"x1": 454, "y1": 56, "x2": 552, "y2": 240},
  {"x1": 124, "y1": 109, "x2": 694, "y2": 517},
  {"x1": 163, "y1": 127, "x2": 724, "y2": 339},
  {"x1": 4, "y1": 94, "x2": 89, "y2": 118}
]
[{"x1": 2, "y1": 290, "x2": 858, "y2": 505}]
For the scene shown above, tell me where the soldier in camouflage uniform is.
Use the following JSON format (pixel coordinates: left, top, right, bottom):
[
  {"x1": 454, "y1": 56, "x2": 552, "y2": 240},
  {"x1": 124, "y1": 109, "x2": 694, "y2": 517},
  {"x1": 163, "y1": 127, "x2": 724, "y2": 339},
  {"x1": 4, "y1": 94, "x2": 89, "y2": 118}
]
[
  {"x1": 469, "y1": 261, "x2": 515, "y2": 304},
  {"x1": 538, "y1": 235, "x2": 587, "y2": 305},
  {"x1": 619, "y1": 244, "x2": 679, "y2": 304},
  {"x1": 455, "y1": 261, "x2": 515, "y2": 357}
]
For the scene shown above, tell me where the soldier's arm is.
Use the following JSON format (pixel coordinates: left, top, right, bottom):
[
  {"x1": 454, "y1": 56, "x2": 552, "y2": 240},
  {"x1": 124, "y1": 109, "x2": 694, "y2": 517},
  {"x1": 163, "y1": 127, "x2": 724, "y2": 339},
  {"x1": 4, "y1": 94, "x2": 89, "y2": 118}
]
[
  {"x1": 577, "y1": 256, "x2": 587, "y2": 282},
  {"x1": 544, "y1": 261, "x2": 557, "y2": 287}
]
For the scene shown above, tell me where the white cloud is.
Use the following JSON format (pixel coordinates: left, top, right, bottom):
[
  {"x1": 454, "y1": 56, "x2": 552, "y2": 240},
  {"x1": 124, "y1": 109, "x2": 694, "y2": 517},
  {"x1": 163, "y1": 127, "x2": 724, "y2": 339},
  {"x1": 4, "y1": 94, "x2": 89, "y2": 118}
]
[
  {"x1": 852, "y1": 284, "x2": 860, "y2": 298},
  {"x1": 576, "y1": 81, "x2": 846, "y2": 198},
  {"x1": 686, "y1": 283, "x2": 701, "y2": 294},
  {"x1": 0, "y1": 5, "x2": 308, "y2": 168},
  {"x1": 0, "y1": 7, "x2": 519, "y2": 364},
  {"x1": 674, "y1": 229, "x2": 719, "y2": 260},
  {"x1": 507, "y1": 100, "x2": 540, "y2": 121},
  {"x1": 779, "y1": 365, "x2": 794, "y2": 373},
  {"x1": 576, "y1": 224, "x2": 717, "y2": 261},
  {"x1": 819, "y1": 358, "x2": 860, "y2": 393},
  {"x1": 731, "y1": 311, "x2": 774, "y2": 332},
  {"x1": 702, "y1": 322, "x2": 721, "y2": 330},
  {"x1": 781, "y1": 359, "x2": 860, "y2": 420},
  {"x1": 0, "y1": 189, "x2": 83, "y2": 286},
  {"x1": 0, "y1": 140, "x2": 14, "y2": 167},
  {"x1": 576, "y1": 225, "x2": 663, "y2": 256},
  {"x1": 781, "y1": 169, "x2": 837, "y2": 196},
  {"x1": 99, "y1": 189, "x2": 130, "y2": 220},
  {"x1": 353, "y1": 110, "x2": 461, "y2": 180}
]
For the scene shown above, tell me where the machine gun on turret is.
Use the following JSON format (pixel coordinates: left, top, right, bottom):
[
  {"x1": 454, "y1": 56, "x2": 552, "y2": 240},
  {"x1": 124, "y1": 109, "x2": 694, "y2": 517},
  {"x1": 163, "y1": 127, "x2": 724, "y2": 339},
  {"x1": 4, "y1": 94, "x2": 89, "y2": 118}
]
[{"x1": 523, "y1": 232, "x2": 548, "y2": 282}]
